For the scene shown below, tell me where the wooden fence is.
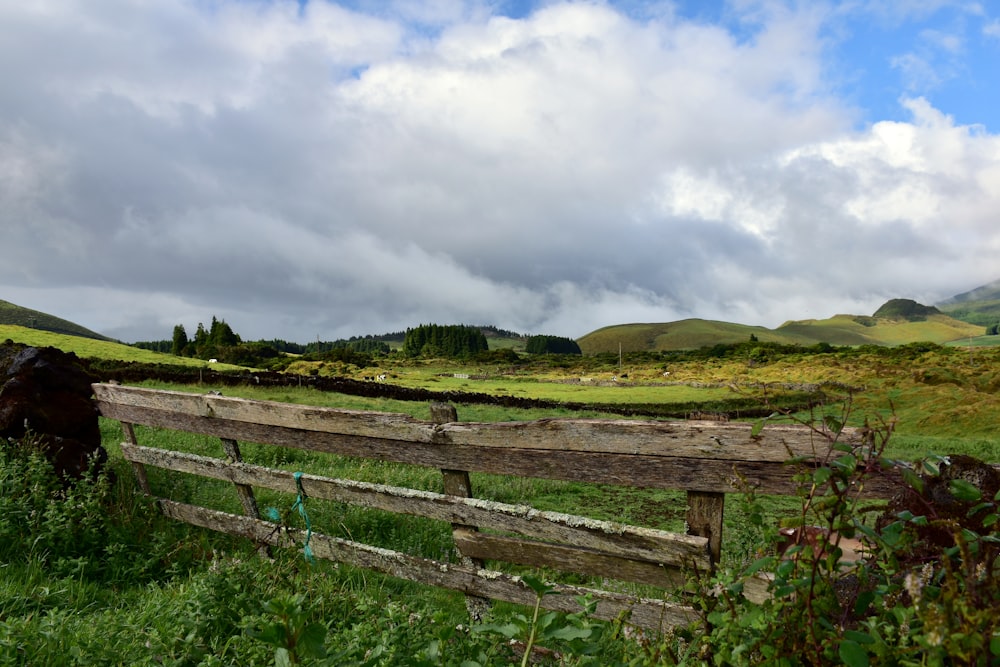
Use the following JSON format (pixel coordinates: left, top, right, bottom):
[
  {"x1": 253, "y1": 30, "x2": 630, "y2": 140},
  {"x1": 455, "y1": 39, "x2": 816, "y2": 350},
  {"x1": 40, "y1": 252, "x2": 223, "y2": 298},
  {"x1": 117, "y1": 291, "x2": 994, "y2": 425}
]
[{"x1": 92, "y1": 382, "x2": 890, "y2": 632}]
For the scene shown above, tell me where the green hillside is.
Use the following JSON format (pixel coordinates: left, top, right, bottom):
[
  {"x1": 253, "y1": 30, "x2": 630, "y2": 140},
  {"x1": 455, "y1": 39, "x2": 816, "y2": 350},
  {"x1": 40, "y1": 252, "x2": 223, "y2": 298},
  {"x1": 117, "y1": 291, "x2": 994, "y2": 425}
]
[
  {"x1": 577, "y1": 318, "x2": 812, "y2": 354},
  {"x1": 578, "y1": 308, "x2": 986, "y2": 354},
  {"x1": 0, "y1": 299, "x2": 112, "y2": 341},
  {"x1": 937, "y1": 278, "x2": 1000, "y2": 327},
  {"x1": 776, "y1": 313, "x2": 982, "y2": 346},
  {"x1": 0, "y1": 324, "x2": 240, "y2": 369}
]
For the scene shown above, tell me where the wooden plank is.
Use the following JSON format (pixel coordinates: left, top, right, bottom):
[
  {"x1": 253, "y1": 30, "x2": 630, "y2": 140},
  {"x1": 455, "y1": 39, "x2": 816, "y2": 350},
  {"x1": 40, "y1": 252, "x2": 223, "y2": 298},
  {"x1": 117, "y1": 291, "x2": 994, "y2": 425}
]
[
  {"x1": 453, "y1": 532, "x2": 695, "y2": 589},
  {"x1": 92, "y1": 383, "x2": 860, "y2": 461},
  {"x1": 119, "y1": 444, "x2": 711, "y2": 569},
  {"x1": 155, "y1": 499, "x2": 699, "y2": 631},
  {"x1": 94, "y1": 382, "x2": 435, "y2": 441},
  {"x1": 102, "y1": 402, "x2": 874, "y2": 495}
]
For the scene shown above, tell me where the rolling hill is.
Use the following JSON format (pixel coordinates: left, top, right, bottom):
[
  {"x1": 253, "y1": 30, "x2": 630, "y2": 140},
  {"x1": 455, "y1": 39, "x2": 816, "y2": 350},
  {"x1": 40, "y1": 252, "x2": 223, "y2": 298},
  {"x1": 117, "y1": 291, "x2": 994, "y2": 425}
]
[
  {"x1": 936, "y1": 278, "x2": 1000, "y2": 327},
  {"x1": 578, "y1": 300, "x2": 985, "y2": 354},
  {"x1": 0, "y1": 299, "x2": 112, "y2": 341},
  {"x1": 577, "y1": 319, "x2": 812, "y2": 355}
]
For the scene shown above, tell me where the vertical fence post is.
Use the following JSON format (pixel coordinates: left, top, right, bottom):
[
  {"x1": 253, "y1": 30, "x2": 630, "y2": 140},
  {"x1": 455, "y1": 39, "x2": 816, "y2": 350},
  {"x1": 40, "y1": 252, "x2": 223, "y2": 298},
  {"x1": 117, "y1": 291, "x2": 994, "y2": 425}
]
[
  {"x1": 219, "y1": 437, "x2": 271, "y2": 558},
  {"x1": 687, "y1": 491, "x2": 724, "y2": 567},
  {"x1": 431, "y1": 402, "x2": 491, "y2": 621},
  {"x1": 219, "y1": 438, "x2": 262, "y2": 519},
  {"x1": 121, "y1": 422, "x2": 151, "y2": 494}
]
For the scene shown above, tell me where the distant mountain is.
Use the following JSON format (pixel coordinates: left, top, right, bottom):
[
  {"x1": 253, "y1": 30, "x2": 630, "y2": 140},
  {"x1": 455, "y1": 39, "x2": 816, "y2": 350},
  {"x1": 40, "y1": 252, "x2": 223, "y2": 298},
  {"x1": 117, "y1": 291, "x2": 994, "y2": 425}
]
[
  {"x1": 578, "y1": 301, "x2": 983, "y2": 354},
  {"x1": 0, "y1": 299, "x2": 112, "y2": 341},
  {"x1": 937, "y1": 279, "x2": 1000, "y2": 327}
]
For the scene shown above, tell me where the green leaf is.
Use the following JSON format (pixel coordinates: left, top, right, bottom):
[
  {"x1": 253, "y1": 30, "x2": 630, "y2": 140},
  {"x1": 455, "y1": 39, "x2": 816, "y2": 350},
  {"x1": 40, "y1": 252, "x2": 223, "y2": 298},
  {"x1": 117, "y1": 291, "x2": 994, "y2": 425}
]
[
  {"x1": 247, "y1": 623, "x2": 287, "y2": 647},
  {"x1": 298, "y1": 623, "x2": 328, "y2": 659},
  {"x1": 854, "y1": 591, "x2": 875, "y2": 617},
  {"x1": 751, "y1": 418, "x2": 766, "y2": 438},
  {"x1": 744, "y1": 555, "x2": 775, "y2": 576},
  {"x1": 536, "y1": 611, "x2": 557, "y2": 633},
  {"x1": 900, "y1": 467, "x2": 925, "y2": 494},
  {"x1": 949, "y1": 478, "x2": 982, "y2": 503},
  {"x1": 823, "y1": 415, "x2": 843, "y2": 433},
  {"x1": 275, "y1": 647, "x2": 292, "y2": 667},
  {"x1": 521, "y1": 574, "x2": 553, "y2": 597},
  {"x1": 844, "y1": 630, "x2": 875, "y2": 645},
  {"x1": 813, "y1": 467, "x2": 833, "y2": 485},
  {"x1": 472, "y1": 623, "x2": 521, "y2": 639},
  {"x1": 839, "y1": 639, "x2": 870, "y2": 667},
  {"x1": 832, "y1": 454, "x2": 857, "y2": 473},
  {"x1": 545, "y1": 625, "x2": 593, "y2": 642},
  {"x1": 920, "y1": 456, "x2": 944, "y2": 477}
]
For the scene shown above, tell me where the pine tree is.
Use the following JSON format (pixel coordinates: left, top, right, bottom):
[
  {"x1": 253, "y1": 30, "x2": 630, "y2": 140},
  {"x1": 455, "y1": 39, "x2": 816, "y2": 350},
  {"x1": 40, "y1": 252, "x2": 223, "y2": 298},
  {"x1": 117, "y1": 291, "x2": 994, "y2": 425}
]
[{"x1": 171, "y1": 325, "x2": 189, "y2": 356}]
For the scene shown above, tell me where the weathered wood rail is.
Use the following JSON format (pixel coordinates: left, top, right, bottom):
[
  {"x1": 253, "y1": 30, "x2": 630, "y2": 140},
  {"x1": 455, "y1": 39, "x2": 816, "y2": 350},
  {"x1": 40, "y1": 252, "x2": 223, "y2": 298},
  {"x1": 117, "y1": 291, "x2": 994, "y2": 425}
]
[{"x1": 92, "y1": 382, "x2": 887, "y2": 631}]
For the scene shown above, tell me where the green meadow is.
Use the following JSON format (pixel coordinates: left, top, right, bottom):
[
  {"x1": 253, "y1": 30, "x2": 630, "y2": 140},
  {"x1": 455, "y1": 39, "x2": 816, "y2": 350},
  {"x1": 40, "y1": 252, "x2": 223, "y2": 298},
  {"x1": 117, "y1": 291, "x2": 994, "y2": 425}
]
[{"x1": 2, "y1": 327, "x2": 1000, "y2": 664}]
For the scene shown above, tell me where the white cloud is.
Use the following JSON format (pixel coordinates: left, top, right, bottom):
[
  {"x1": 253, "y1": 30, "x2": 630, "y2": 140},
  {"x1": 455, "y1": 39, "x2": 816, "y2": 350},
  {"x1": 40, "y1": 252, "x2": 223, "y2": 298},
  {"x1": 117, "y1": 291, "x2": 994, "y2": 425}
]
[{"x1": 0, "y1": 1, "x2": 998, "y2": 342}]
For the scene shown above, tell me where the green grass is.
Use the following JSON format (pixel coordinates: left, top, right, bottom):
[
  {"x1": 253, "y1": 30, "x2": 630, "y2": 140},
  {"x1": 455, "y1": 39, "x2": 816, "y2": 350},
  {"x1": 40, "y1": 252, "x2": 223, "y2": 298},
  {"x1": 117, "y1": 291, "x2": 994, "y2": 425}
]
[
  {"x1": 0, "y1": 299, "x2": 111, "y2": 340},
  {"x1": 0, "y1": 324, "x2": 245, "y2": 369},
  {"x1": 6, "y1": 354, "x2": 999, "y2": 663},
  {"x1": 6, "y1": 310, "x2": 1000, "y2": 663}
]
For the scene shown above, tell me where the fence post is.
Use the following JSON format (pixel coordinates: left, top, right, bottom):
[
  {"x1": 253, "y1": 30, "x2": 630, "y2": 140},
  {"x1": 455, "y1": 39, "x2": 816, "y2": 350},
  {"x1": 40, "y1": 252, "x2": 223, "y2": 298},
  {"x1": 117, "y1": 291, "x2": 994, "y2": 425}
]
[
  {"x1": 219, "y1": 438, "x2": 263, "y2": 519},
  {"x1": 219, "y1": 437, "x2": 272, "y2": 557},
  {"x1": 687, "y1": 491, "x2": 724, "y2": 566},
  {"x1": 431, "y1": 402, "x2": 491, "y2": 621},
  {"x1": 121, "y1": 422, "x2": 151, "y2": 494}
]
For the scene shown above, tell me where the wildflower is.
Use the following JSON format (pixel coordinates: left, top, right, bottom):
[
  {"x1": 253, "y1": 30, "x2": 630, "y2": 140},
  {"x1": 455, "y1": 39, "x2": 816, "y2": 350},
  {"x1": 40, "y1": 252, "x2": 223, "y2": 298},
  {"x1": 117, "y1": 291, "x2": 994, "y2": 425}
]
[{"x1": 904, "y1": 572, "x2": 921, "y2": 601}]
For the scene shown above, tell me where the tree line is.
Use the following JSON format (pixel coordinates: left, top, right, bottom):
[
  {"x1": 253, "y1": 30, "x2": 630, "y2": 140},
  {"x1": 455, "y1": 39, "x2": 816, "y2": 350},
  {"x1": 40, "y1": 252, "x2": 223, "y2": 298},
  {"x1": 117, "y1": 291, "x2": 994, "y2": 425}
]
[
  {"x1": 401, "y1": 324, "x2": 488, "y2": 358},
  {"x1": 133, "y1": 320, "x2": 590, "y2": 365}
]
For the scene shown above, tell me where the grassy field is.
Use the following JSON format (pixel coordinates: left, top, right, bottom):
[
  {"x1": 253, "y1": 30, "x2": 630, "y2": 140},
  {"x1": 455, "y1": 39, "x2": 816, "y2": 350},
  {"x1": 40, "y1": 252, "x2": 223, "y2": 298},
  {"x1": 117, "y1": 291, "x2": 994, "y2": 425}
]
[{"x1": 3, "y1": 328, "x2": 1000, "y2": 663}]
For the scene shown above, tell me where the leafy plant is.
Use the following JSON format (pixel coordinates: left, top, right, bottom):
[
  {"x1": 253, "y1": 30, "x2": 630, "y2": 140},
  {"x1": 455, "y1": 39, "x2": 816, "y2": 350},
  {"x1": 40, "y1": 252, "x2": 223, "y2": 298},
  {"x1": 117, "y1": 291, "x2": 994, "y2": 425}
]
[
  {"x1": 247, "y1": 593, "x2": 328, "y2": 666},
  {"x1": 471, "y1": 575, "x2": 604, "y2": 666},
  {"x1": 692, "y1": 411, "x2": 1000, "y2": 666}
]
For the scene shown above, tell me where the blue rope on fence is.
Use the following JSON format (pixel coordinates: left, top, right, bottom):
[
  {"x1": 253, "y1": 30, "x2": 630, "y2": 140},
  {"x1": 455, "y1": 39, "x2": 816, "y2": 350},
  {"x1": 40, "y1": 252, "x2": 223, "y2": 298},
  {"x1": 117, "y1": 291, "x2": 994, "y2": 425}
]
[
  {"x1": 265, "y1": 473, "x2": 315, "y2": 564},
  {"x1": 291, "y1": 472, "x2": 315, "y2": 564}
]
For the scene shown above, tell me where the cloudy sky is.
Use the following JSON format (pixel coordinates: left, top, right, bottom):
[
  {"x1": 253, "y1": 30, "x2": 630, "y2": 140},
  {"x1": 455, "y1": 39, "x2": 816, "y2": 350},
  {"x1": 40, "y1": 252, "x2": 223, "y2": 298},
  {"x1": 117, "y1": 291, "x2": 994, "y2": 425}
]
[{"x1": 2, "y1": 0, "x2": 998, "y2": 343}]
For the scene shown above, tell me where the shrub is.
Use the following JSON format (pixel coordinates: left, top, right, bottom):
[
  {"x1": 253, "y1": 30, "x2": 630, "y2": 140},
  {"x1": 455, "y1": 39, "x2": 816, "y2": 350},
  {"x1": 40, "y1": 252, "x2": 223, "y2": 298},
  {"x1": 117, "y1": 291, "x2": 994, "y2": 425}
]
[{"x1": 691, "y1": 415, "x2": 1000, "y2": 666}]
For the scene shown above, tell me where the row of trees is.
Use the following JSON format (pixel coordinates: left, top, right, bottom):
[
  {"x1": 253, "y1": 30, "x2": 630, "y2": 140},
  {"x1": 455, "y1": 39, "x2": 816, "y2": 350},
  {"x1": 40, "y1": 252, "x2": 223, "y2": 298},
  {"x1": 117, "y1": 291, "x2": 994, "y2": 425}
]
[
  {"x1": 171, "y1": 317, "x2": 241, "y2": 358},
  {"x1": 525, "y1": 335, "x2": 581, "y2": 355},
  {"x1": 401, "y1": 324, "x2": 489, "y2": 358},
  {"x1": 135, "y1": 320, "x2": 587, "y2": 364}
]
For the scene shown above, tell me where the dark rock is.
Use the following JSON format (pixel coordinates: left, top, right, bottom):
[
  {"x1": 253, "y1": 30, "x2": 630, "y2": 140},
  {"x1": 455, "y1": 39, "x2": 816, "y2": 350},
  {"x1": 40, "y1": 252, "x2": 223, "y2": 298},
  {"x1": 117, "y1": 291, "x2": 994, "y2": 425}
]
[
  {"x1": 0, "y1": 342, "x2": 105, "y2": 479},
  {"x1": 880, "y1": 454, "x2": 1000, "y2": 558}
]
